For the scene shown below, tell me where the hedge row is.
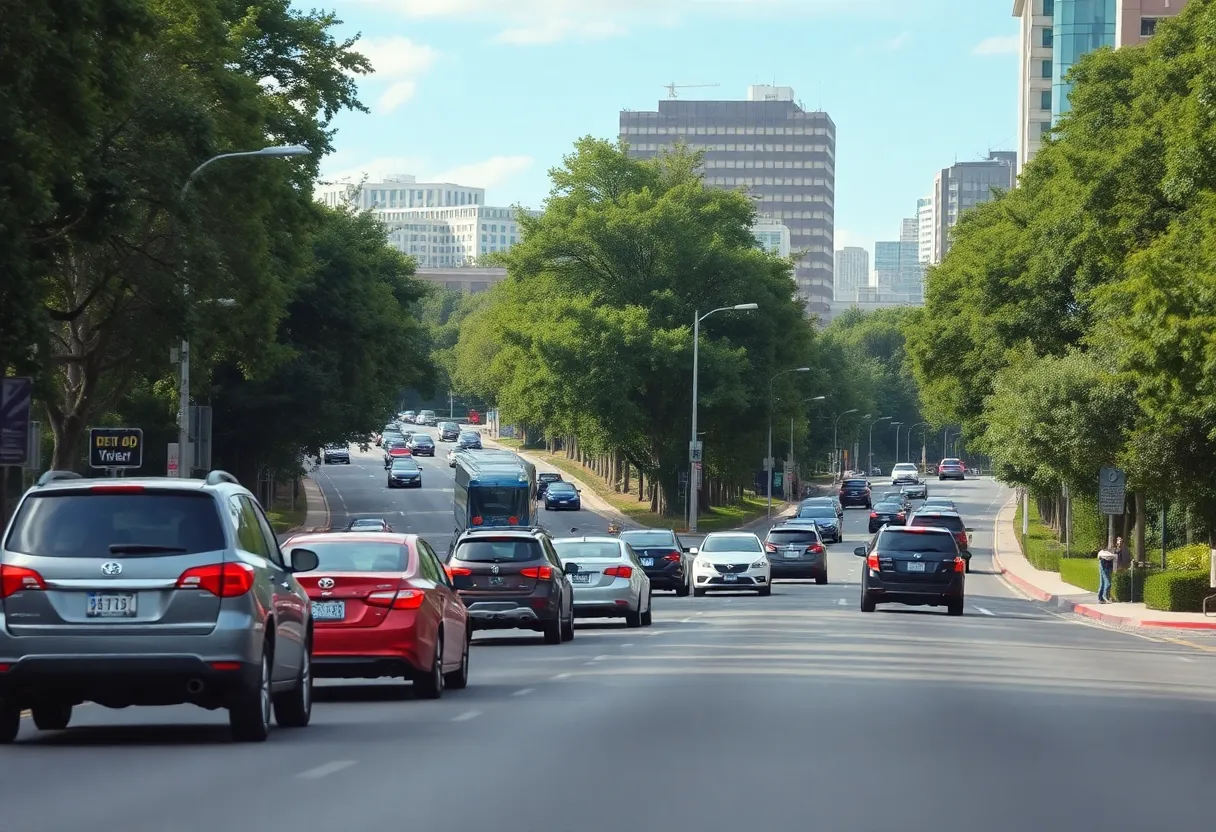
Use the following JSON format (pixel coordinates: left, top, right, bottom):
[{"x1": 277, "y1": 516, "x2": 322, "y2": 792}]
[
  {"x1": 1058, "y1": 557, "x2": 1157, "y2": 602},
  {"x1": 1143, "y1": 570, "x2": 1212, "y2": 613}
]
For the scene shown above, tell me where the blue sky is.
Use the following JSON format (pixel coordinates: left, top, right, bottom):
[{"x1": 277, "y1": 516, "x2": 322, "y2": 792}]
[{"x1": 318, "y1": 0, "x2": 1021, "y2": 259}]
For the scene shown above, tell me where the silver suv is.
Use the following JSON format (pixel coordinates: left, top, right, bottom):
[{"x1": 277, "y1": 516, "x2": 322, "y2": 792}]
[{"x1": 0, "y1": 470, "x2": 321, "y2": 743}]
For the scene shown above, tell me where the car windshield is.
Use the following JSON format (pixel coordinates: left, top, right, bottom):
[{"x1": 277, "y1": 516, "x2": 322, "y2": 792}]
[
  {"x1": 326, "y1": 444, "x2": 346, "y2": 451},
  {"x1": 469, "y1": 485, "x2": 530, "y2": 520},
  {"x1": 700, "y1": 535, "x2": 761, "y2": 553},
  {"x1": 553, "y1": 540, "x2": 625, "y2": 559},
  {"x1": 767, "y1": 529, "x2": 820, "y2": 545},
  {"x1": 619, "y1": 530, "x2": 677, "y2": 548},
  {"x1": 349, "y1": 519, "x2": 387, "y2": 529},
  {"x1": 893, "y1": 465, "x2": 916, "y2": 472},
  {"x1": 912, "y1": 514, "x2": 965, "y2": 532},
  {"x1": 5, "y1": 491, "x2": 227, "y2": 558},
  {"x1": 925, "y1": 500, "x2": 954, "y2": 509},
  {"x1": 411, "y1": 435, "x2": 433, "y2": 444},
  {"x1": 454, "y1": 538, "x2": 542, "y2": 563},
  {"x1": 539, "y1": 473, "x2": 562, "y2": 482},
  {"x1": 389, "y1": 442, "x2": 408, "y2": 450},
  {"x1": 547, "y1": 483, "x2": 576, "y2": 494},
  {"x1": 391, "y1": 458, "x2": 419, "y2": 470},
  {"x1": 797, "y1": 506, "x2": 836, "y2": 519},
  {"x1": 880, "y1": 530, "x2": 958, "y2": 553},
  {"x1": 288, "y1": 540, "x2": 408, "y2": 572}
]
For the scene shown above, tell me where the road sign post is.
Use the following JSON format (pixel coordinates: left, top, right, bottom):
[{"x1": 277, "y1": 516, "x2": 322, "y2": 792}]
[
  {"x1": 0, "y1": 377, "x2": 33, "y2": 467},
  {"x1": 167, "y1": 442, "x2": 180, "y2": 477},
  {"x1": 1098, "y1": 467, "x2": 1126, "y2": 550},
  {"x1": 89, "y1": 428, "x2": 144, "y2": 471}
]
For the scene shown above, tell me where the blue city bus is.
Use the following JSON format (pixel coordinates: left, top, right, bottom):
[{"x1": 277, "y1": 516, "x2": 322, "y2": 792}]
[{"x1": 453, "y1": 450, "x2": 537, "y2": 542}]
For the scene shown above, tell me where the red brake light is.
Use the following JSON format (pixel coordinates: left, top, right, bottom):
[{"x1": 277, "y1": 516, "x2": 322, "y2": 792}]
[
  {"x1": 0, "y1": 565, "x2": 46, "y2": 598},
  {"x1": 366, "y1": 589, "x2": 426, "y2": 609},
  {"x1": 520, "y1": 566, "x2": 553, "y2": 580},
  {"x1": 662, "y1": 551, "x2": 681, "y2": 561},
  {"x1": 866, "y1": 552, "x2": 879, "y2": 570},
  {"x1": 765, "y1": 542, "x2": 778, "y2": 552},
  {"x1": 471, "y1": 516, "x2": 483, "y2": 526},
  {"x1": 89, "y1": 484, "x2": 145, "y2": 494},
  {"x1": 869, "y1": 511, "x2": 878, "y2": 518},
  {"x1": 0, "y1": 664, "x2": 11, "y2": 673},
  {"x1": 604, "y1": 565, "x2": 633, "y2": 579},
  {"x1": 507, "y1": 516, "x2": 519, "y2": 525},
  {"x1": 809, "y1": 544, "x2": 825, "y2": 554},
  {"x1": 176, "y1": 563, "x2": 255, "y2": 597},
  {"x1": 954, "y1": 557, "x2": 966, "y2": 573},
  {"x1": 447, "y1": 566, "x2": 472, "y2": 576}
]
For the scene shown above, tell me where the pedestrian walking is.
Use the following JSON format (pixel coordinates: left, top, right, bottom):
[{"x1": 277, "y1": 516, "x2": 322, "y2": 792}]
[{"x1": 1097, "y1": 536, "x2": 1120, "y2": 603}]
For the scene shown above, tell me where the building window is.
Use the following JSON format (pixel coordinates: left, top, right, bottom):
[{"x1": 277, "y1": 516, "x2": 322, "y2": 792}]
[
  {"x1": 1041, "y1": 28, "x2": 1053, "y2": 47},
  {"x1": 1042, "y1": 0, "x2": 1053, "y2": 14},
  {"x1": 1040, "y1": 90, "x2": 1052, "y2": 111},
  {"x1": 1141, "y1": 17, "x2": 1158, "y2": 37},
  {"x1": 1041, "y1": 59, "x2": 1052, "y2": 79},
  {"x1": 1038, "y1": 121, "x2": 1051, "y2": 138}
]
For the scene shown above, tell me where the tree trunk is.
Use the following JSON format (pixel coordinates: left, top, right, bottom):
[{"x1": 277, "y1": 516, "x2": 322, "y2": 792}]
[
  {"x1": 622, "y1": 459, "x2": 631, "y2": 494},
  {"x1": 1134, "y1": 491, "x2": 1146, "y2": 564},
  {"x1": 48, "y1": 406, "x2": 89, "y2": 471}
]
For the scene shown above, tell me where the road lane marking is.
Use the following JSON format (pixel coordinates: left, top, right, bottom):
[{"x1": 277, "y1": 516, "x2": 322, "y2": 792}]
[
  {"x1": 551, "y1": 672, "x2": 572, "y2": 680},
  {"x1": 512, "y1": 688, "x2": 535, "y2": 696},
  {"x1": 974, "y1": 606, "x2": 995, "y2": 616},
  {"x1": 1178, "y1": 656, "x2": 1196, "y2": 663},
  {"x1": 680, "y1": 617, "x2": 695, "y2": 622},
  {"x1": 298, "y1": 760, "x2": 357, "y2": 779},
  {"x1": 451, "y1": 710, "x2": 482, "y2": 722},
  {"x1": 621, "y1": 643, "x2": 633, "y2": 647},
  {"x1": 836, "y1": 598, "x2": 847, "y2": 606}
]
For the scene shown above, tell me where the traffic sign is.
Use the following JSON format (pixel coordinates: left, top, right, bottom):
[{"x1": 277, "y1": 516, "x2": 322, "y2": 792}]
[
  {"x1": 0, "y1": 377, "x2": 32, "y2": 466},
  {"x1": 89, "y1": 427, "x2": 144, "y2": 469},
  {"x1": 167, "y1": 442, "x2": 180, "y2": 477},
  {"x1": 693, "y1": 461, "x2": 702, "y2": 488},
  {"x1": 1097, "y1": 467, "x2": 1126, "y2": 515},
  {"x1": 689, "y1": 440, "x2": 703, "y2": 462}
]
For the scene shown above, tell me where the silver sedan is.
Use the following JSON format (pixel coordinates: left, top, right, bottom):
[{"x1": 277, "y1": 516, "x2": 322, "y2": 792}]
[{"x1": 552, "y1": 537, "x2": 653, "y2": 628}]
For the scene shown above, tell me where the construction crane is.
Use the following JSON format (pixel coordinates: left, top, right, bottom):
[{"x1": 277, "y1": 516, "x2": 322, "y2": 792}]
[{"x1": 663, "y1": 82, "x2": 720, "y2": 99}]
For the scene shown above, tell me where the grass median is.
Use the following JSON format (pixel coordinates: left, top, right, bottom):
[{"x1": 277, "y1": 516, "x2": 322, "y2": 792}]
[{"x1": 266, "y1": 480, "x2": 307, "y2": 533}]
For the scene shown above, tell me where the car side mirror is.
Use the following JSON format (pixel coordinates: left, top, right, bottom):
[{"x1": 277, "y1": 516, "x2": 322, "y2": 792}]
[
  {"x1": 563, "y1": 562, "x2": 579, "y2": 575},
  {"x1": 288, "y1": 548, "x2": 319, "y2": 573},
  {"x1": 688, "y1": 547, "x2": 699, "y2": 555},
  {"x1": 853, "y1": 547, "x2": 867, "y2": 557}
]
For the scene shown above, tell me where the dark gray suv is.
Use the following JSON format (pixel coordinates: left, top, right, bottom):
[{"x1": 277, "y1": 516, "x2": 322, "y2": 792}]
[{"x1": 0, "y1": 470, "x2": 321, "y2": 743}]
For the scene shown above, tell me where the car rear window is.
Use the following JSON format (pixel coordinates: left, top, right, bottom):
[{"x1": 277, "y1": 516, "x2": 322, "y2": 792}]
[
  {"x1": 553, "y1": 541, "x2": 624, "y2": 559},
  {"x1": 619, "y1": 530, "x2": 677, "y2": 548},
  {"x1": 288, "y1": 541, "x2": 409, "y2": 572},
  {"x1": 548, "y1": 482, "x2": 576, "y2": 494},
  {"x1": 875, "y1": 500, "x2": 904, "y2": 510},
  {"x1": 411, "y1": 435, "x2": 433, "y2": 444},
  {"x1": 797, "y1": 506, "x2": 835, "y2": 518},
  {"x1": 767, "y1": 529, "x2": 820, "y2": 545},
  {"x1": 391, "y1": 458, "x2": 419, "y2": 470},
  {"x1": 941, "y1": 459, "x2": 961, "y2": 466},
  {"x1": 911, "y1": 514, "x2": 964, "y2": 531},
  {"x1": 454, "y1": 538, "x2": 543, "y2": 563},
  {"x1": 879, "y1": 530, "x2": 958, "y2": 553},
  {"x1": 843, "y1": 479, "x2": 868, "y2": 488},
  {"x1": 5, "y1": 491, "x2": 226, "y2": 558}
]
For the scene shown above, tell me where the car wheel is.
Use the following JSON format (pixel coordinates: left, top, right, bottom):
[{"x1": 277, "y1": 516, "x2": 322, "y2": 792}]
[
  {"x1": 31, "y1": 703, "x2": 72, "y2": 731},
  {"x1": 947, "y1": 599, "x2": 965, "y2": 616},
  {"x1": 641, "y1": 593, "x2": 653, "y2": 626},
  {"x1": 757, "y1": 584, "x2": 772, "y2": 597},
  {"x1": 625, "y1": 603, "x2": 642, "y2": 628},
  {"x1": 965, "y1": 561, "x2": 971, "y2": 573},
  {"x1": 816, "y1": 574, "x2": 828, "y2": 585},
  {"x1": 272, "y1": 640, "x2": 313, "y2": 728},
  {"x1": 543, "y1": 615, "x2": 562, "y2": 644},
  {"x1": 675, "y1": 577, "x2": 690, "y2": 597},
  {"x1": 693, "y1": 586, "x2": 707, "y2": 597},
  {"x1": 860, "y1": 592, "x2": 876, "y2": 613},
  {"x1": 561, "y1": 607, "x2": 575, "y2": 641},
  {"x1": 0, "y1": 703, "x2": 20, "y2": 743},
  {"x1": 414, "y1": 631, "x2": 445, "y2": 699},
  {"x1": 444, "y1": 629, "x2": 471, "y2": 690},
  {"x1": 229, "y1": 647, "x2": 272, "y2": 742}
]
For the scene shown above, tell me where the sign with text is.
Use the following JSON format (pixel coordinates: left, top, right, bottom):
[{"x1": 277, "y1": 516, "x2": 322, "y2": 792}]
[
  {"x1": 1097, "y1": 467, "x2": 1126, "y2": 515},
  {"x1": 89, "y1": 427, "x2": 144, "y2": 469},
  {"x1": 0, "y1": 377, "x2": 33, "y2": 466}
]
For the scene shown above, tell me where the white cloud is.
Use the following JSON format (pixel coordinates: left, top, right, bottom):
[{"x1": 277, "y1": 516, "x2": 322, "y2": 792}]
[
  {"x1": 354, "y1": 0, "x2": 894, "y2": 45},
  {"x1": 355, "y1": 37, "x2": 440, "y2": 112},
  {"x1": 972, "y1": 34, "x2": 1019, "y2": 56},
  {"x1": 319, "y1": 155, "x2": 535, "y2": 192},
  {"x1": 883, "y1": 31, "x2": 912, "y2": 51}
]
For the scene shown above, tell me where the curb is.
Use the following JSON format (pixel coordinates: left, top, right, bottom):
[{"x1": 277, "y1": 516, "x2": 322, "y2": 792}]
[
  {"x1": 284, "y1": 474, "x2": 332, "y2": 536},
  {"x1": 991, "y1": 495, "x2": 1216, "y2": 632}
]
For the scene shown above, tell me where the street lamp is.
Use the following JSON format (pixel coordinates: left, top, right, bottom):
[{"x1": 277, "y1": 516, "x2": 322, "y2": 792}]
[
  {"x1": 767, "y1": 368, "x2": 811, "y2": 517},
  {"x1": 689, "y1": 302, "x2": 758, "y2": 531},
  {"x1": 175, "y1": 145, "x2": 311, "y2": 477},
  {"x1": 832, "y1": 409, "x2": 859, "y2": 480},
  {"x1": 889, "y1": 422, "x2": 904, "y2": 469},
  {"x1": 868, "y1": 416, "x2": 892, "y2": 474},
  {"x1": 789, "y1": 395, "x2": 826, "y2": 496},
  {"x1": 907, "y1": 421, "x2": 929, "y2": 464}
]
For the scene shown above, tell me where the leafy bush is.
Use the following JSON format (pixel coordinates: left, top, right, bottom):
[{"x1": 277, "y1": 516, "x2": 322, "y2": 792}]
[
  {"x1": 1067, "y1": 494, "x2": 1104, "y2": 555},
  {"x1": 1165, "y1": 544, "x2": 1210, "y2": 572},
  {"x1": 1059, "y1": 557, "x2": 1099, "y2": 592},
  {"x1": 1143, "y1": 570, "x2": 1212, "y2": 613},
  {"x1": 1015, "y1": 500, "x2": 1061, "y2": 571},
  {"x1": 1113, "y1": 567, "x2": 1160, "y2": 603}
]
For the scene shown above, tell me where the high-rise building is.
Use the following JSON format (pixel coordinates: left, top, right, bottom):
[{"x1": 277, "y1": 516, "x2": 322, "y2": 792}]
[
  {"x1": 899, "y1": 218, "x2": 918, "y2": 243},
  {"x1": 917, "y1": 197, "x2": 935, "y2": 264},
  {"x1": 930, "y1": 152, "x2": 1017, "y2": 262},
  {"x1": 1014, "y1": 0, "x2": 1187, "y2": 173},
  {"x1": 314, "y1": 174, "x2": 536, "y2": 267},
  {"x1": 620, "y1": 86, "x2": 836, "y2": 316},
  {"x1": 834, "y1": 247, "x2": 869, "y2": 296},
  {"x1": 874, "y1": 238, "x2": 924, "y2": 299},
  {"x1": 753, "y1": 217, "x2": 792, "y2": 258}
]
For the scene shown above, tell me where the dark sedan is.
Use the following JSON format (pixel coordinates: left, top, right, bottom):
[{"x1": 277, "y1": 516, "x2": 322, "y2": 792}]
[
  {"x1": 407, "y1": 433, "x2": 436, "y2": 456},
  {"x1": 387, "y1": 457, "x2": 422, "y2": 488},
  {"x1": 857, "y1": 526, "x2": 965, "y2": 615},
  {"x1": 543, "y1": 481, "x2": 581, "y2": 511},
  {"x1": 868, "y1": 499, "x2": 908, "y2": 534},
  {"x1": 537, "y1": 472, "x2": 563, "y2": 499},
  {"x1": 457, "y1": 431, "x2": 482, "y2": 450},
  {"x1": 792, "y1": 504, "x2": 840, "y2": 543},
  {"x1": 439, "y1": 422, "x2": 461, "y2": 441},
  {"x1": 618, "y1": 528, "x2": 690, "y2": 595}
]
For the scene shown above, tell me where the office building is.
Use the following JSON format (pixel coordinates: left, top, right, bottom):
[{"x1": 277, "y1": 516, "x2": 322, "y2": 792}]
[
  {"x1": 753, "y1": 217, "x2": 792, "y2": 258},
  {"x1": 1014, "y1": 0, "x2": 1187, "y2": 173},
  {"x1": 414, "y1": 267, "x2": 507, "y2": 294},
  {"x1": 620, "y1": 85, "x2": 836, "y2": 316},
  {"x1": 314, "y1": 174, "x2": 536, "y2": 267},
  {"x1": 917, "y1": 197, "x2": 935, "y2": 264},
  {"x1": 874, "y1": 238, "x2": 925, "y2": 299},
  {"x1": 834, "y1": 247, "x2": 870, "y2": 297},
  {"x1": 900, "y1": 217, "x2": 918, "y2": 243},
  {"x1": 930, "y1": 152, "x2": 1017, "y2": 262}
]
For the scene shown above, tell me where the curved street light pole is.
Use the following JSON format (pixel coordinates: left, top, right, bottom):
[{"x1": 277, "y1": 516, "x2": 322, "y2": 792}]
[
  {"x1": 689, "y1": 303, "x2": 758, "y2": 532},
  {"x1": 175, "y1": 144, "x2": 311, "y2": 477},
  {"x1": 906, "y1": 421, "x2": 929, "y2": 463},
  {"x1": 868, "y1": 416, "x2": 892, "y2": 474},
  {"x1": 889, "y1": 422, "x2": 904, "y2": 470},
  {"x1": 767, "y1": 367, "x2": 811, "y2": 517},
  {"x1": 831, "y1": 409, "x2": 859, "y2": 480}
]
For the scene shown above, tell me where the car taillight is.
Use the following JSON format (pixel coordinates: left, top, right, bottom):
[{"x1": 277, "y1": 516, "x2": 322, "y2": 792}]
[
  {"x1": 447, "y1": 566, "x2": 472, "y2": 576},
  {"x1": 520, "y1": 566, "x2": 553, "y2": 580},
  {"x1": 663, "y1": 551, "x2": 681, "y2": 561},
  {"x1": 89, "y1": 484, "x2": 145, "y2": 494},
  {"x1": 809, "y1": 544, "x2": 825, "y2": 554},
  {"x1": 866, "y1": 552, "x2": 880, "y2": 570},
  {"x1": 507, "y1": 516, "x2": 519, "y2": 525},
  {"x1": 176, "y1": 563, "x2": 255, "y2": 597},
  {"x1": 869, "y1": 511, "x2": 878, "y2": 518},
  {"x1": 765, "y1": 542, "x2": 778, "y2": 552},
  {"x1": 954, "y1": 557, "x2": 966, "y2": 573},
  {"x1": 471, "y1": 516, "x2": 483, "y2": 525},
  {"x1": 0, "y1": 565, "x2": 46, "y2": 598},
  {"x1": 604, "y1": 565, "x2": 633, "y2": 579},
  {"x1": 366, "y1": 589, "x2": 426, "y2": 609}
]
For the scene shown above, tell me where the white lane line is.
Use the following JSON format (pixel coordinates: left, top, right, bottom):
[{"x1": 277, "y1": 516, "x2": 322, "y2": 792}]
[
  {"x1": 836, "y1": 598, "x2": 847, "y2": 606},
  {"x1": 974, "y1": 606, "x2": 995, "y2": 616},
  {"x1": 552, "y1": 672, "x2": 572, "y2": 680},
  {"x1": 621, "y1": 643, "x2": 633, "y2": 648},
  {"x1": 592, "y1": 655, "x2": 608, "y2": 661},
  {"x1": 696, "y1": 611, "x2": 705, "y2": 616},
  {"x1": 512, "y1": 688, "x2": 535, "y2": 696},
  {"x1": 680, "y1": 617, "x2": 695, "y2": 623},
  {"x1": 297, "y1": 760, "x2": 357, "y2": 780},
  {"x1": 451, "y1": 710, "x2": 483, "y2": 722},
  {"x1": 1178, "y1": 656, "x2": 1196, "y2": 663}
]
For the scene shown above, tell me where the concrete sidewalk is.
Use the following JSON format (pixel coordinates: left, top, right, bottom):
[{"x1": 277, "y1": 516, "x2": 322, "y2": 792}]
[
  {"x1": 279, "y1": 475, "x2": 331, "y2": 541},
  {"x1": 991, "y1": 496, "x2": 1216, "y2": 632}
]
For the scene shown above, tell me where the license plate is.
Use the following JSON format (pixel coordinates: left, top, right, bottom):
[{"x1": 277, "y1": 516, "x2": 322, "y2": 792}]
[
  {"x1": 723, "y1": 573, "x2": 739, "y2": 582},
  {"x1": 489, "y1": 576, "x2": 505, "y2": 586},
  {"x1": 311, "y1": 600, "x2": 345, "y2": 621},
  {"x1": 905, "y1": 562, "x2": 926, "y2": 573},
  {"x1": 570, "y1": 573, "x2": 591, "y2": 584},
  {"x1": 640, "y1": 557, "x2": 654, "y2": 567},
  {"x1": 87, "y1": 592, "x2": 136, "y2": 617},
  {"x1": 783, "y1": 549, "x2": 801, "y2": 559}
]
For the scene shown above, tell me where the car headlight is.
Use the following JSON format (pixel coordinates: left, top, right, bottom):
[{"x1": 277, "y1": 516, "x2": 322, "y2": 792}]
[
  {"x1": 750, "y1": 559, "x2": 767, "y2": 569},
  {"x1": 696, "y1": 559, "x2": 716, "y2": 570}
]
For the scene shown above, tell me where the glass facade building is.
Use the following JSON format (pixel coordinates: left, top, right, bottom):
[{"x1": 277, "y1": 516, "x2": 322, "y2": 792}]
[{"x1": 1051, "y1": 0, "x2": 1115, "y2": 122}]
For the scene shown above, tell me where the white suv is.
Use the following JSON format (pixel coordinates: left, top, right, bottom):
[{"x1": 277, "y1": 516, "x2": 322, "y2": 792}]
[
  {"x1": 691, "y1": 532, "x2": 771, "y2": 597},
  {"x1": 890, "y1": 463, "x2": 921, "y2": 486}
]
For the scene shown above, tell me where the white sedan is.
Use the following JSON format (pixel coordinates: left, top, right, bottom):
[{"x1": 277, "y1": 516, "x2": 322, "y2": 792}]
[
  {"x1": 552, "y1": 537, "x2": 653, "y2": 627},
  {"x1": 447, "y1": 447, "x2": 459, "y2": 468},
  {"x1": 691, "y1": 532, "x2": 772, "y2": 597}
]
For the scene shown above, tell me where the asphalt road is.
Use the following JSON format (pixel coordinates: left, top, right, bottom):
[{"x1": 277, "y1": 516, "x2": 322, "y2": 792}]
[{"x1": 4, "y1": 467, "x2": 1216, "y2": 831}]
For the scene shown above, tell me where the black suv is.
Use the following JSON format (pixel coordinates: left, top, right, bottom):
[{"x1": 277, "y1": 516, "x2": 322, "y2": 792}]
[
  {"x1": 856, "y1": 526, "x2": 965, "y2": 616},
  {"x1": 838, "y1": 478, "x2": 872, "y2": 509},
  {"x1": 617, "y1": 528, "x2": 691, "y2": 595},
  {"x1": 439, "y1": 422, "x2": 461, "y2": 442},
  {"x1": 763, "y1": 524, "x2": 828, "y2": 583},
  {"x1": 443, "y1": 528, "x2": 575, "y2": 643}
]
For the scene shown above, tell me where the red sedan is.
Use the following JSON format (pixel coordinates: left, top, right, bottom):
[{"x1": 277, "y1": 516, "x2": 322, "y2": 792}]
[{"x1": 283, "y1": 532, "x2": 470, "y2": 698}]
